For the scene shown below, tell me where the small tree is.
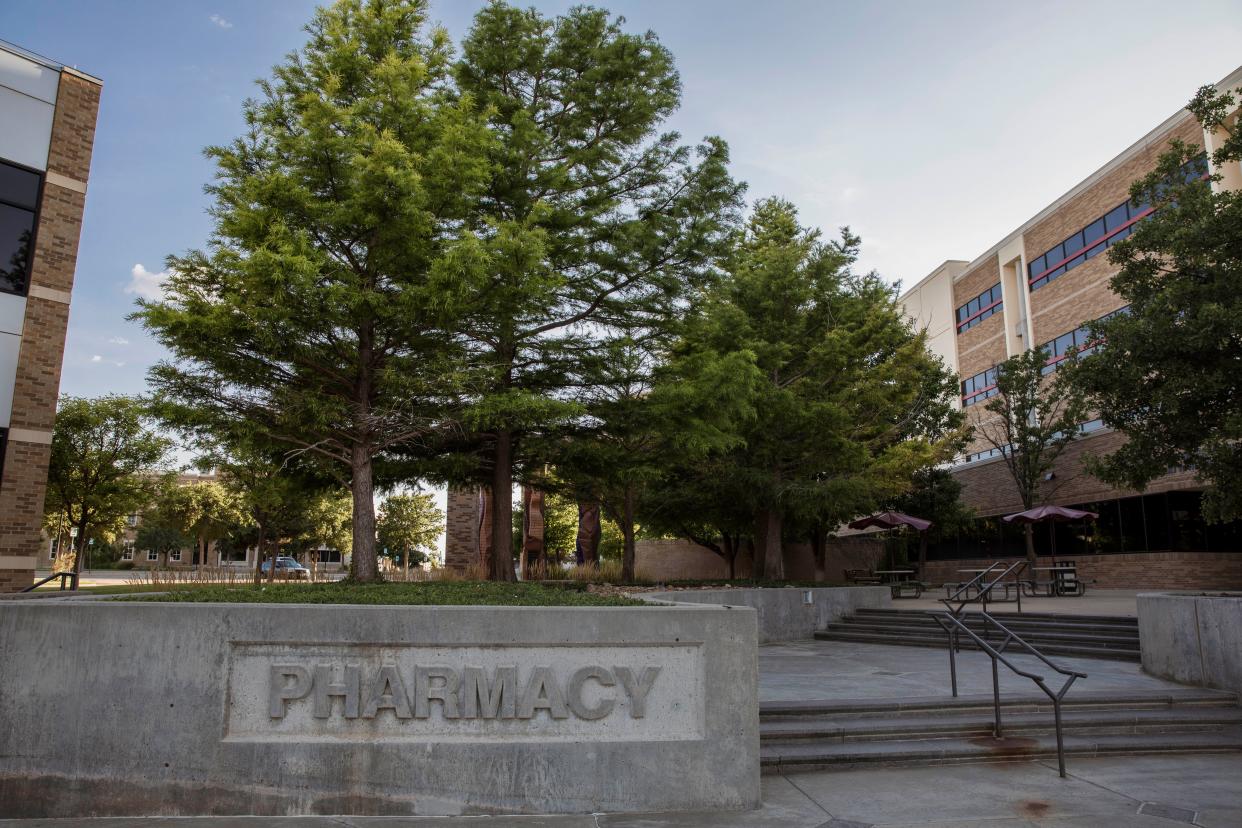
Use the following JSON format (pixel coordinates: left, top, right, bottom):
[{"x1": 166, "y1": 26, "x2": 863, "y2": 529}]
[
  {"x1": 44, "y1": 396, "x2": 173, "y2": 576},
  {"x1": 976, "y1": 348, "x2": 1087, "y2": 562},
  {"x1": 886, "y1": 467, "x2": 974, "y2": 570},
  {"x1": 377, "y1": 492, "x2": 442, "y2": 572},
  {"x1": 159, "y1": 480, "x2": 244, "y2": 567},
  {"x1": 1067, "y1": 82, "x2": 1242, "y2": 522}
]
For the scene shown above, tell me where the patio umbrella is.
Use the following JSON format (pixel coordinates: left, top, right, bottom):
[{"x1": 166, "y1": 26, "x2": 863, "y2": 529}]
[
  {"x1": 848, "y1": 511, "x2": 934, "y2": 569},
  {"x1": 1002, "y1": 505, "x2": 1098, "y2": 564}
]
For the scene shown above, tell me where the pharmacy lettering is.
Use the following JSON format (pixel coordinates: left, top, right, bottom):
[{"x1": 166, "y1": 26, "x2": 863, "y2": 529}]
[
  {"x1": 225, "y1": 643, "x2": 703, "y2": 742},
  {"x1": 268, "y1": 663, "x2": 661, "y2": 721}
]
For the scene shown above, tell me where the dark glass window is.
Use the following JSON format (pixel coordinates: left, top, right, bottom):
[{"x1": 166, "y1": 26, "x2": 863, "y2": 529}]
[
  {"x1": 961, "y1": 367, "x2": 998, "y2": 406},
  {"x1": 1083, "y1": 218, "x2": 1106, "y2": 247},
  {"x1": 955, "y1": 282, "x2": 1003, "y2": 334},
  {"x1": 0, "y1": 160, "x2": 41, "y2": 298},
  {"x1": 1105, "y1": 203, "x2": 1129, "y2": 232},
  {"x1": 1064, "y1": 232, "x2": 1084, "y2": 257}
]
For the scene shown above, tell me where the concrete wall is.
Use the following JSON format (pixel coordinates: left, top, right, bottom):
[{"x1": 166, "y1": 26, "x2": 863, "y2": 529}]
[
  {"x1": 0, "y1": 600, "x2": 759, "y2": 817},
  {"x1": 1137, "y1": 592, "x2": 1242, "y2": 698},
  {"x1": 636, "y1": 537, "x2": 885, "y2": 583},
  {"x1": 643, "y1": 586, "x2": 891, "y2": 644}
]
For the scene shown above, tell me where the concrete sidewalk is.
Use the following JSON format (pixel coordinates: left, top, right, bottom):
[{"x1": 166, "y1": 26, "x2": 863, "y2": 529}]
[{"x1": 2, "y1": 755, "x2": 1239, "y2": 826}]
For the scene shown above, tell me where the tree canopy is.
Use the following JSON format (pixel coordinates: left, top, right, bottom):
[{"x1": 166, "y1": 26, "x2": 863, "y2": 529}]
[{"x1": 1066, "y1": 83, "x2": 1242, "y2": 522}]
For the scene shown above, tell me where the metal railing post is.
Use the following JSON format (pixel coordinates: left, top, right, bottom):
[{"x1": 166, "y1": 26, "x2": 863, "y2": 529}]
[
  {"x1": 991, "y1": 655, "x2": 1002, "y2": 737},
  {"x1": 1053, "y1": 699, "x2": 1066, "y2": 778},
  {"x1": 948, "y1": 634, "x2": 958, "y2": 697}
]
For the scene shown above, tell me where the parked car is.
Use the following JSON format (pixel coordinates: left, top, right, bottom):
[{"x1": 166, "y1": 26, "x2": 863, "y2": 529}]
[{"x1": 260, "y1": 556, "x2": 311, "y2": 580}]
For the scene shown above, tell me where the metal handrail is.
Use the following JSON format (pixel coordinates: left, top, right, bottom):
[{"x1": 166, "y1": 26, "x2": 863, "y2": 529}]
[
  {"x1": 941, "y1": 559, "x2": 1029, "y2": 617},
  {"x1": 21, "y1": 571, "x2": 79, "y2": 592},
  {"x1": 933, "y1": 609, "x2": 1087, "y2": 777}
]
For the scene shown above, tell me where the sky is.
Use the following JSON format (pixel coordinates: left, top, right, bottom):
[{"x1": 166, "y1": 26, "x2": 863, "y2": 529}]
[{"x1": 1, "y1": 0, "x2": 1240, "y2": 422}]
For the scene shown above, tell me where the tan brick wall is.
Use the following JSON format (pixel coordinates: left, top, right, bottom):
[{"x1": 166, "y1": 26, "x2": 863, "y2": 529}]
[
  {"x1": 952, "y1": 258, "x2": 1007, "y2": 382},
  {"x1": 954, "y1": 429, "x2": 1200, "y2": 518},
  {"x1": 635, "y1": 537, "x2": 885, "y2": 583},
  {"x1": 920, "y1": 552, "x2": 1242, "y2": 590},
  {"x1": 0, "y1": 70, "x2": 101, "y2": 592}
]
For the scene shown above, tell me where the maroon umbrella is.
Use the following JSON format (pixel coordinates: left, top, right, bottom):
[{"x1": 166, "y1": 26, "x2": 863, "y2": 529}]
[
  {"x1": 1003, "y1": 506, "x2": 1098, "y2": 563},
  {"x1": 849, "y1": 512, "x2": 933, "y2": 569},
  {"x1": 848, "y1": 511, "x2": 933, "y2": 532}
]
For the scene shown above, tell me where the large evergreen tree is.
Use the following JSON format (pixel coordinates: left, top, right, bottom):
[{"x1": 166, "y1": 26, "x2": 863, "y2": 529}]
[
  {"x1": 1067, "y1": 83, "x2": 1242, "y2": 521},
  {"x1": 449, "y1": 2, "x2": 744, "y2": 580},
  {"x1": 134, "y1": 0, "x2": 493, "y2": 582},
  {"x1": 675, "y1": 199, "x2": 961, "y2": 580}
]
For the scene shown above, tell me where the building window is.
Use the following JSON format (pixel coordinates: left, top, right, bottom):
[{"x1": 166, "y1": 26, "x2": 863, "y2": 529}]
[
  {"x1": 961, "y1": 367, "x2": 998, "y2": 407},
  {"x1": 126, "y1": 514, "x2": 138, "y2": 527},
  {"x1": 169, "y1": 549, "x2": 181, "y2": 562},
  {"x1": 955, "y1": 283, "x2": 1003, "y2": 334},
  {"x1": 122, "y1": 542, "x2": 134, "y2": 561},
  {"x1": 1038, "y1": 306, "x2": 1130, "y2": 374},
  {"x1": 0, "y1": 159, "x2": 41, "y2": 297},
  {"x1": 1028, "y1": 155, "x2": 1208, "y2": 292},
  {"x1": 147, "y1": 549, "x2": 158, "y2": 562},
  {"x1": 318, "y1": 548, "x2": 342, "y2": 564}
]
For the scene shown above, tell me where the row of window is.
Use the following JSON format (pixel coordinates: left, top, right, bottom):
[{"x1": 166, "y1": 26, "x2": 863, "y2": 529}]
[
  {"x1": 955, "y1": 282, "x2": 1003, "y2": 334},
  {"x1": 960, "y1": 367, "x2": 998, "y2": 407},
  {"x1": 1028, "y1": 155, "x2": 1209, "y2": 292},
  {"x1": 0, "y1": 159, "x2": 41, "y2": 297},
  {"x1": 957, "y1": 419, "x2": 1106, "y2": 466},
  {"x1": 1038, "y1": 307, "x2": 1130, "y2": 375}
]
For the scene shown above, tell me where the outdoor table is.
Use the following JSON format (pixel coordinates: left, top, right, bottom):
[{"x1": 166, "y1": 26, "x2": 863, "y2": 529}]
[
  {"x1": 875, "y1": 569, "x2": 921, "y2": 599},
  {"x1": 1031, "y1": 565, "x2": 1084, "y2": 597}
]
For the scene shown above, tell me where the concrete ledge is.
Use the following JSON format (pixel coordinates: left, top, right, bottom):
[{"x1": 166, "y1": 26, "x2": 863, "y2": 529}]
[
  {"x1": 641, "y1": 586, "x2": 891, "y2": 643},
  {"x1": 0, "y1": 601, "x2": 759, "y2": 817},
  {"x1": 1137, "y1": 591, "x2": 1242, "y2": 697}
]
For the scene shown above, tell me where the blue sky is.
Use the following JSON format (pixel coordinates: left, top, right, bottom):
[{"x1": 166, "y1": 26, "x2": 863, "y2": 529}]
[{"x1": 2, "y1": 0, "x2": 1240, "y2": 403}]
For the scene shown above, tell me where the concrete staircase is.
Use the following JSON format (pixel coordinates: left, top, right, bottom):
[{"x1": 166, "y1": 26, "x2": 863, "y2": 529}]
[
  {"x1": 761, "y1": 690, "x2": 1242, "y2": 772},
  {"x1": 816, "y1": 607, "x2": 1142, "y2": 662}
]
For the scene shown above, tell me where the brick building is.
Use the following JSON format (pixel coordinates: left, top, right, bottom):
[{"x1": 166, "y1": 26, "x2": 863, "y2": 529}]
[
  {"x1": 0, "y1": 42, "x2": 101, "y2": 592},
  {"x1": 900, "y1": 65, "x2": 1242, "y2": 589}
]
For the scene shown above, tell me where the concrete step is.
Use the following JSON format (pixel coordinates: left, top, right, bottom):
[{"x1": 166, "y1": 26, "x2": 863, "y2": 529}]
[
  {"x1": 855, "y1": 608, "x2": 1139, "y2": 627},
  {"x1": 760, "y1": 728, "x2": 1242, "y2": 771},
  {"x1": 759, "y1": 706, "x2": 1242, "y2": 742},
  {"x1": 824, "y1": 621, "x2": 1139, "y2": 648},
  {"x1": 759, "y1": 689, "x2": 1240, "y2": 720},
  {"x1": 813, "y1": 629, "x2": 1141, "y2": 661},
  {"x1": 846, "y1": 612, "x2": 1139, "y2": 635}
]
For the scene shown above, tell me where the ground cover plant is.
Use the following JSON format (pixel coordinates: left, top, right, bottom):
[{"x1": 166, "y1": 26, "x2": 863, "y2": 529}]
[{"x1": 118, "y1": 580, "x2": 644, "y2": 606}]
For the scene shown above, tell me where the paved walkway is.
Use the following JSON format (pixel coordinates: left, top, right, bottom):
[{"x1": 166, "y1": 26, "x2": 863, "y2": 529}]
[
  {"x1": 759, "y1": 639, "x2": 1184, "y2": 703},
  {"x1": 3, "y1": 755, "x2": 1240, "y2": 826}
]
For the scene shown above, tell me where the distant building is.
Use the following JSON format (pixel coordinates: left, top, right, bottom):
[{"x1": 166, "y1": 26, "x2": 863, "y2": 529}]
[
  {"x1": 0, "y1": 41, "x2": 102, "y2": 593},
  {"x1": 899, "y1": 65, "x2": 1242, "y2": 589}
]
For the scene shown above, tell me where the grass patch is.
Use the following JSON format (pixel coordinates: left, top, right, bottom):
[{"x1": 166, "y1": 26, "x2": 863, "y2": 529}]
[
  {"x1": 117, "y1": 580, "x2": 646, "y2": 607},
  {"x1": 655, "y1": 579, "x2": 848, "y2": 589}
]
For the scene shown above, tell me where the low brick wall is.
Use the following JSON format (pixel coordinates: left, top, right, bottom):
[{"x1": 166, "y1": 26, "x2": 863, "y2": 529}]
[
  {"x1": 636, "y1": 537, "x2": 885, "y2": 582},
  {"x1": 920, "y1": 552, "x2": 1242, "y2": 590}
]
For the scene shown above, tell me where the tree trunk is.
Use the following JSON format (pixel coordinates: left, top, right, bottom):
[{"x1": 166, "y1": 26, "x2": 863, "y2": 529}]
[
  {"x1": 722, "y1": 534, "x2": 737, "y2": 580},
  {"x1": 252, "y1": 523, "x2": 266, "y2": 586},
  {"x1": 810, "y1": 528, "x2": 826, "y2": 584},
  {"x1": 72, "y1": 515, "x2": 89, "y2": 576},
  {"x1": 266, "y1": 538, "x2": 277, "y2": 584},
  {"x1": 756, "y1": 508, "x2": 784, "y2": 581},
  {"x1": 918, "y1": 532, "x2": 928, "y2": 572},
  {"x1": 349, "y1": 442, "x2": 380, "y2": 583},
  {"x1": 489, "y1": 429, "x2": 516, "y2": 581},
  {"x1": 620, "y1": 487, "x2": 637, "y2": 583},
  {"x1": 748, "y1": 536, "x2": 762, "y2": 580},
  {"x1": 1024, "y1": 523, "x2": 1037, "y2": 565}
]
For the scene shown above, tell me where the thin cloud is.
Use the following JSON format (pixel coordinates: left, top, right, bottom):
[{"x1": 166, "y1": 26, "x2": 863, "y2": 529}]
[
  {"x1": 108, "y1": 336, "x2": 129, "y2": 346},
  {"x1": 209, "y1": 14, "x2": 233, "y2": 29},
  {"x1": 125, "y1": 263, "x2": 169, "y2": 301},
  {"x1": 90, "y1": 355, "x2": 102, "y2": 363}
]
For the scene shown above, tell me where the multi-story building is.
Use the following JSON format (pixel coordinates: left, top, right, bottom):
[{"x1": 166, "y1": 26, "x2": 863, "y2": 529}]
[
  {"x1": 0, "y1": 41, "x2": 102, "y2": 593},
  {"x1": 900, "y1": 65, "x2": 1242, "y2": 590}
]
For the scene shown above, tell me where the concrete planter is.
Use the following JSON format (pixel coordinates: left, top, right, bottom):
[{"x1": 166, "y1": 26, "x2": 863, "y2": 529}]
[
  {"x1": 642, "y1": 585, "x2": 891, "y2": 643},
  {"x1": 0, "y1": 600, "x2": 759, "y2": 817},
  {"x1": 1137, "y1": 592, "x2": 1242, "y2": 696}
]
